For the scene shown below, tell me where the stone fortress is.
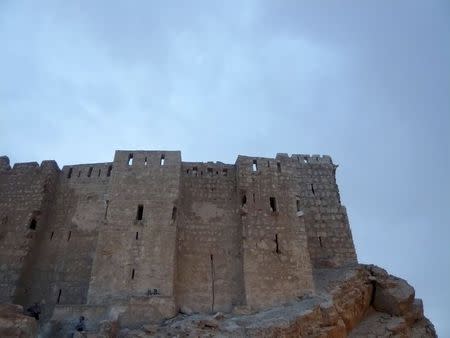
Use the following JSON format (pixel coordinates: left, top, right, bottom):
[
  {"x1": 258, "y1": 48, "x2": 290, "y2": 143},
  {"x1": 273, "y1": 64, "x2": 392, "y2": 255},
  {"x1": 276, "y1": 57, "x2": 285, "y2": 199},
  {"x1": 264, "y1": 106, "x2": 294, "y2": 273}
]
[
  {"x1": 0, "y1": 151, "x2": 355, "y2": 320},
  {"x1": 0, "y1": 150, "x2": 434, "y2": 337}
]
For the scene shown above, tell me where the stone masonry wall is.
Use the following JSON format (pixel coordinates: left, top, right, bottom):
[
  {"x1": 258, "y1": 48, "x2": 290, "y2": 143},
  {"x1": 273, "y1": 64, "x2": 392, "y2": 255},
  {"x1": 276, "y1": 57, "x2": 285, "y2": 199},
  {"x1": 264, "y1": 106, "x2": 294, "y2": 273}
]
[
  {"x1": 236, "y1": 155, "x2": 315, "y2": 310},
  {"x1": 0, "y1": 150, "x2": 358, "y2": 325},
  {"x1": 176, "y1": 162, "x2": 244, "y2": 313}
]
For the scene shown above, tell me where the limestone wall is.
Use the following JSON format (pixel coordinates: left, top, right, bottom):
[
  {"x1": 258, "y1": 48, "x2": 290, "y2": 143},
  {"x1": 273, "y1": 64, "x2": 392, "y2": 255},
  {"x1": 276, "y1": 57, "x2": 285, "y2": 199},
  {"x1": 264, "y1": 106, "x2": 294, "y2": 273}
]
[
  {"x1": 0, "y1": 150, "x2": 358, "y2": 323},
  {"x1": 176, "y1": 162, "x2": 244, "y2": 313}
]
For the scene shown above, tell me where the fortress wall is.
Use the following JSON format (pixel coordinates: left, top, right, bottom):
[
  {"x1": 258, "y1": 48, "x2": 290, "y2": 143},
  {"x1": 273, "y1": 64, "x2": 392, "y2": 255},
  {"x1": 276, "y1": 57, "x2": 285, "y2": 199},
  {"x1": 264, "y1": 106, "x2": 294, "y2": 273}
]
[
  {"x1": 237, "y1": 155, "x2": 314, "y2": 310},
  {"x1": 176, "y1": 162, "x2": 244, "y2": 313},
  {"x1": 291, "y1": 154, "x2": 357, "y2": 267},
  {"x1": 12, "y1": 162, "x2": 111, "y2": 320},
  {"x1": 0, "y1": 160, "x2": 59, "y2": 307},
  {"x1": 87, "y1": 151, "x2": 181, "y2": 308}
]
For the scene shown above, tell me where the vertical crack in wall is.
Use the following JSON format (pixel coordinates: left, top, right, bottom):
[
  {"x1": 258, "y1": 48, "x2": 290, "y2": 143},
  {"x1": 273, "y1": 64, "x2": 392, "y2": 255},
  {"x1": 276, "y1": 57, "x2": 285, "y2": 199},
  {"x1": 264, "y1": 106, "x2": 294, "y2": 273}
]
[{"x1": 210, "y1": 254, "x2": 215, "y2": 313}]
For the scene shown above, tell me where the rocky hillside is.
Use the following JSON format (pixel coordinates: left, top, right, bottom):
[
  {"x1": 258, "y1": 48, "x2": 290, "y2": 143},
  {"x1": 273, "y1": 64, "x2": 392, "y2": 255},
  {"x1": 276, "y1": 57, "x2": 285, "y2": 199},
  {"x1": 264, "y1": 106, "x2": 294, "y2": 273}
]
[{"x1": 0, "y1": 265, "x2": 436, "y2": 337}]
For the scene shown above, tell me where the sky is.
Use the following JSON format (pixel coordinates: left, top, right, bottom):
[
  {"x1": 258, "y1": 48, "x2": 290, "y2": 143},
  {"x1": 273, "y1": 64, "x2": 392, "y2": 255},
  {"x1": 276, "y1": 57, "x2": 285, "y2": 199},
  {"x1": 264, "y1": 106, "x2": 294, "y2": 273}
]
[{"x1": 1, "y1": 0, "x2": 449, "y2": 335}]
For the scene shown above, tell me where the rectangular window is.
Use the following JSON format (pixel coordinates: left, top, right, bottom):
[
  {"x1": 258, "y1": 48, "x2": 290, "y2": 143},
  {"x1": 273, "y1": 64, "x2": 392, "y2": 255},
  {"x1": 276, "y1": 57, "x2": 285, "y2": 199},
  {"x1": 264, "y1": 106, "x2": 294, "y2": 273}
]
[
  {"x1": 50, "y1": 231, "x2": 54, "y2": 240},
  {"x1": 144, "y1": 157, "x2": 148, "y2": 166},
  {"x1": 269, "y1": 197, "x2": 277, "y2": 212},
  {"x1": 277, "y1": 162, "x2": 281, "y2": 173},
  {"x1": 136, "y1": 232, "x2": 139, "y2": 240},
  {"x1": 98, "y1": 168, "x2": 101, "y2": 177},
  {"x1": 160, "y1": 154, "x2": 165, "y2": 166},
  {"x1": 67, "y1": 168, "x2": 73, "y2": 179},
  {"x1": 252, "y1": 160, "x2": 257, "y2": 172},
  {"x1": 87, "y1": 167, "x2": 93, "y2": 177},
  {"x1": 193, "y1": 167, "x2": 198, "y2": 176},
  {"x1": 136, "y1": 204, "x2": 144, "y2": 221},
  {"x1": 107, "y1": 165, "x2": 113, "y2": 177},
  {"x1": 171, "y1": 206, "x2": 177, "y2": 222},
  {"x1": 296, "y1": 199, "x2": 301, "y2": 212},
  {"x1": 29, "y1": 218, "x2": 37, "y2": 230},
  {"x1": 128, "y1": 153, "x2": 133, "y2": 166},
  {"x1": 57, "y1": 289, "x2": 62, "y2": 304},
  {"x1": 131, "y1": 268, "x2": 135, "y2": 279},
  {"x1": 207, "y1": 168, "x2": 213, "y2": 176}
]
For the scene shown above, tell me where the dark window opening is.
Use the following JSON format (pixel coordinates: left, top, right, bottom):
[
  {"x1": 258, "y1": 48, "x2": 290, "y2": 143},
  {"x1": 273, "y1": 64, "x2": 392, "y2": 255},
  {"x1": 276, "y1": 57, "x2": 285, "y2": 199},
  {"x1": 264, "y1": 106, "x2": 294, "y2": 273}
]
[
  {"x1": 87, "y1": 167, "x2": 93, "y2": 177},
  {"x1": 160, "y1": 154, "x2": 165, "y2": 166},
  {"x1": 296, "y1": 199, "x2": 301, "y2": 212},
  {"x1": 50, "y1": 231, "x2": 54, "y2": 240},
  {"x1": 241, "y1": 194, "x2": 247, "y2": 207},
  {"x1": 57, "y1": 289, "x2": 62, "y2": 304},
  {"x1": 311, "y1": 184, "x2": 315, "y2": 195},
  {"x1": 269, "y1": 197, "x2": 277, "y2": 212},
  {"x1": 200, "y1": 171, "x2": 203, "y2": 176},
  {"x1": 128, "y1": 153, "x2": 133, "y2": 166},
  {"x1": 104, "y1": 200, "x2": 109, "y2": 220},
  {"x1": 252, "y1": 193, "x2": 255, "y2": 203},
  {"x1": 98, "y1": 169, "x2": 101, "y2": 177},
  {"x1": 29, "y1": 218, "x2": 37, "y2": 230},
  {"x1": 136, "y1": 205, "x2": 144, "y2": 221},
  {"x1": 275, "y1": 234, "x2": 280, "y2": 254},
  {"x1": 319, "y1": 236, "x2": 323, "y2": 248},
  {"x1": 67, "y1": 231, "x2": 71, "y2": 241},
  {"x1": 210, "y1": 254, "x2": 215, "y2": 312},
  {"x1": 144, "y1": 157, "x2": 148, "y2": 166},
  {"x1": 277, "y1": 162, "x2": 281, "y2": 173},
  {"x1": 107, "y1": 165, "x2": 112, "y2": 177},
  {"x1": 67, "y1": 168, "x2": 73, "y2": 179},
  {"x1": 171, "y1": 206, "x2": 177, "y2": 222},
  {"x1": 186, "y1": 169, "x2": 190, "y2": 174},
  {"x1": 193, "y1": 167, "x2": 198, "y2": 176},
  {"x1": 267, "y1": 161, "x2": 270, "y2": 167},
  {"x1": 304, "y1": 157, "x2": 308, "y2": 163},
  {"x1": 131, "y1": 269, "x2": 135, "y2": 279},
  {"x1": 77, "y1": 170, "x2": 81, "y2": 177},
  {"x1": 207, "y1": 168, "x2": 213, "y2": 176},
  {"x1": 216, "y1": 171, "x2": 219, "y2": 175},
  {"x1": 252, "y1": 160, "x2": 257, "y2": 172},
  {"x1": 136, "y1": 232, "x2": 139, "y2": 240},
  {"x1": 222, "y1": 169, "x2": 228, "y2": 176}
]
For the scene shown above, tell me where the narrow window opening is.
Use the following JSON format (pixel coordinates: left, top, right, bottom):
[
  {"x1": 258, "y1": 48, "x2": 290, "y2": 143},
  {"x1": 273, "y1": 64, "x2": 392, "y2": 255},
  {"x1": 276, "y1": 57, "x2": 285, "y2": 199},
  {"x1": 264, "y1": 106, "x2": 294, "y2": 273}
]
[
  {"x1": 131, "y1": 269, "x2": 135, "y2": 279},
  {"x1": 128, "y1": 153, "x2": 133, "y2": 166},
  {"x1": 136, "y1": 204, "x2": 144, "y2": 221},
  {"x1": 267, "y1": 161, "x2": 270, "y2": 167},
  {"x1": 311, "y1": 184, "x2": 315, "y2": 195},
  {"x1": 186, "y1": 169, "x2": 190, "y2": 174},
  {"x1": 241, "y1": 194, "x2": 247, "y2": 207},
  {"x1": 136, "y1": 232, "x2": 139, "y2": 240},
  {"x1": 104, "y1": 200, "x2": 109, "y2": 220},
  {"x1": 216, "y1": 171, "x2": 219, "y2": 175},
  {"x1": 222, "y1": 169, "x2": 228, "y2": 176},
  {"x1": 98, "y1": 168, "x2": 101, "y2": 177},
  {"x1": 275, "y1": 234, "x2": 280, "y2": 254},
  {"x1": 269, "y1": 197, "x2": 277, "y2": 212},
  {"x1": 207, "y1": 168, "x2": 213, "y2": 176},
  {"x1": 200, "y1": 171, "x2": 203, "y2": 176},
  {"x1": 319, "y1": 236, "x2": 323, "y2": 248},
  {"x1": 144, "y1": 157, "x2": 148, "y2": 166},
  {"x1": 107, "y1": 165, "x2": 112, "y2": 177},
  {"x1": 252, "y1": 193, "x2": 255, "y2": 203},
  {"x1": 193, "y1": 167, "x2": 198, "y2": 176},
  {"x1": 277, "y1": 162, "x2": 281, "y2": 173},
  {"x1": 29, "y1": 218, "x2": 37, "y2": 230},
  {"x1": 77, "y1": 170, "x2": 81, "y2": 177},
  {"x1": 171, "y1": 207, "x2": 177, "y2": 222},
  {"x1": 296, "y1": 198, "x2": 301, "y2": 212},
  {"x1": 87, "y1": 167, "x2": 93, "y2": 177},
  {"x1": 57, "y1": 289, "x2": 62, "y2": 304},
  {"x1": 67, "y1": 168, "x2": 73, "y2": 179},
  {"x1": 50, "y1": 231, "x2": 54, "y2": 240},
  {"x1": 252, "y1": 160, "x2": 257, "y2": 172},
  {"x1": 160, "y1": 154, "x2": 165, "y2": 166},
  {"x1": 67, "y1": 231, "x2": 71, "y2": 241}
]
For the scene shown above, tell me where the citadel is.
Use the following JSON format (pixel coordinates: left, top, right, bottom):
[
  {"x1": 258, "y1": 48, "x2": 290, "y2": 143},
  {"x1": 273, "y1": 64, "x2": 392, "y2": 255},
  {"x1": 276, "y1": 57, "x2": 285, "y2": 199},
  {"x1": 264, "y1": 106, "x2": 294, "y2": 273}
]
[
  {"x1": 0, "y1": 151, "x2": 433, "y2": 337},
  {"x1": 0, "y1": 151, "x2": 355, "y2": 321}
]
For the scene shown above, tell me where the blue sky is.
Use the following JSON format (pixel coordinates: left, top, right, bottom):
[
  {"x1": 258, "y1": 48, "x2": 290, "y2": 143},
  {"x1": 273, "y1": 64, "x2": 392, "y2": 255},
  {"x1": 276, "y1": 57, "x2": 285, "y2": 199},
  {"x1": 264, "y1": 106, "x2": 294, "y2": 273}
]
[{"x1": 1, "y1": 1, "x2": 449, "y2": 335}]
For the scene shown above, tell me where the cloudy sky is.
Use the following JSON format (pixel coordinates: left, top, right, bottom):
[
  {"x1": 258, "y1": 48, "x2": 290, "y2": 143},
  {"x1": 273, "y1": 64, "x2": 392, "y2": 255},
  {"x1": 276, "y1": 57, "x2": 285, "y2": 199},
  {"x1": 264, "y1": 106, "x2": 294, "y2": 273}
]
[{"x1": 1, "y1": 0, "x2": 449, "y2": 335}]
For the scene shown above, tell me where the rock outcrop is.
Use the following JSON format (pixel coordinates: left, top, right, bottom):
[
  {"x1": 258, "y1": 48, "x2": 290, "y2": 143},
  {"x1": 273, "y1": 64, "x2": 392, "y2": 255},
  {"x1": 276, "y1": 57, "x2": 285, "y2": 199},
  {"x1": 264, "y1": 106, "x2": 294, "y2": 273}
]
[
  {"x1": 0, "y1": 303, "x2": 37, "y2": 338},
  {"x1": 0, "y1": 265, "x2": 436, "y2": 337}
]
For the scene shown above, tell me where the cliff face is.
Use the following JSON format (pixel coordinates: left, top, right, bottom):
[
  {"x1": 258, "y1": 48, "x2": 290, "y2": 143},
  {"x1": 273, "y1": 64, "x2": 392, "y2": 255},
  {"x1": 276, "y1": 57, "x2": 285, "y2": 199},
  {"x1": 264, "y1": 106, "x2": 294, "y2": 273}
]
[{"x1": 78, "y1": 264, "x2": 432, "y2": 338}]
